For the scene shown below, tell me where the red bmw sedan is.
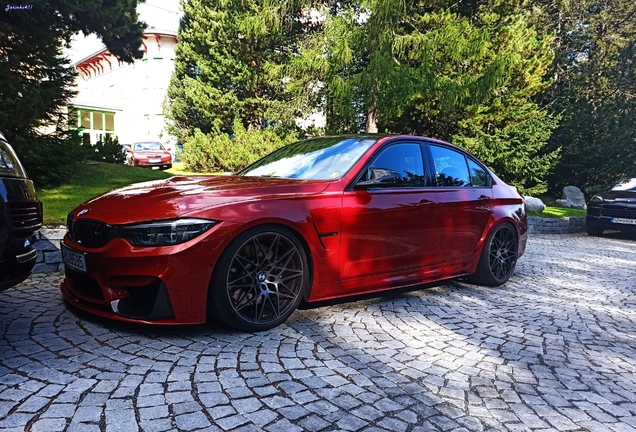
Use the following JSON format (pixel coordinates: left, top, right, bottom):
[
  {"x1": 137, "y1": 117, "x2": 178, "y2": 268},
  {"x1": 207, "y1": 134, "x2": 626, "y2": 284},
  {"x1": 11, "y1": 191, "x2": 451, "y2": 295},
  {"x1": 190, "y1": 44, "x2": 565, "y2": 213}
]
[{"x1": 61, "y1": 135, "x2": 527, "y2": 331}]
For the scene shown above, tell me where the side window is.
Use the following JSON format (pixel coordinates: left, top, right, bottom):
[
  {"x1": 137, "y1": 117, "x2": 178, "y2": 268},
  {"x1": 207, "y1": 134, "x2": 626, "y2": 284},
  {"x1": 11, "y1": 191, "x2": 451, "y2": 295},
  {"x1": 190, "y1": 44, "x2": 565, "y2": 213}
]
[
  {"x1": 430, "y1": 145, "x2": 471, "y2": 187},
  {"x1": 365, "y1": 143, "x2": 425, "y2": 187},
  {"x1": 467, "y1": 158, "x2": 490, "y2": 187}
]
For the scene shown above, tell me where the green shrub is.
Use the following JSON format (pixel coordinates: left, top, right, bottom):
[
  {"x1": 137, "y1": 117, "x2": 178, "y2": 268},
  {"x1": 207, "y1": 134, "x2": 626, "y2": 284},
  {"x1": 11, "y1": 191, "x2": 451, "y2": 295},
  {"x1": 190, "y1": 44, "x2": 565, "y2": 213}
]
[
  {"x1": 12, "y1": 131, "x2": 84, "y2": 187},
  {"x1": 181, "y1": 120, "x2": 297, "y2": 173},
  {"x1": 86, "y1": 135, "x2": 126, "y2": 164}
]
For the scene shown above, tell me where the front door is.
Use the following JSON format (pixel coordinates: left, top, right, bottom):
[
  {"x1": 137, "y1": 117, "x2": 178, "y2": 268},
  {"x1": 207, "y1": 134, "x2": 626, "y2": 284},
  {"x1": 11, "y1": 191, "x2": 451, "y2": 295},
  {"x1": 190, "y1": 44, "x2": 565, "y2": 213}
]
[{"x1": 340, "y1": 142, "x2": 438, "y2": 280}]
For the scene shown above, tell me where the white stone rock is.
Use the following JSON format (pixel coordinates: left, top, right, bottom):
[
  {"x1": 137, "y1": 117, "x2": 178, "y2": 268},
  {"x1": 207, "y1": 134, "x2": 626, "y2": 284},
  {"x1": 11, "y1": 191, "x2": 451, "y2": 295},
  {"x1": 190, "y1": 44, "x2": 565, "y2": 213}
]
[
  {"x1": 524, "y1": 196, "x2": 546, "y2": 213},
  {"x1": 557, "y1": 186, "x2": 587, "y2": 209}
]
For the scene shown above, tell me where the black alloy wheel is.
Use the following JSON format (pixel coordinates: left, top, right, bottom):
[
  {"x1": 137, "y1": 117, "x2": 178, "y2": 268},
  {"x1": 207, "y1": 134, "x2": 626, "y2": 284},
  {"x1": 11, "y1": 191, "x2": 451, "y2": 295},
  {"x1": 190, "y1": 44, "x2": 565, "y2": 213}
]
[
  {"x1": 209, "y1": 226, "x2": 308, "y2": 331},
  {"x1": 467, "y1": 223, "x2": 518, "y2": 286}
]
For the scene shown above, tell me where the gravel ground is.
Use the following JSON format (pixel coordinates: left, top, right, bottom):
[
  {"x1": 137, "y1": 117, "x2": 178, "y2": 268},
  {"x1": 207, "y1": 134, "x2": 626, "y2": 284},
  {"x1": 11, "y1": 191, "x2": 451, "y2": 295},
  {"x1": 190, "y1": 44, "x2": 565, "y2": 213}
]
[{"x1": 1, "y1": 232, "x2": 635, "y2": 432}]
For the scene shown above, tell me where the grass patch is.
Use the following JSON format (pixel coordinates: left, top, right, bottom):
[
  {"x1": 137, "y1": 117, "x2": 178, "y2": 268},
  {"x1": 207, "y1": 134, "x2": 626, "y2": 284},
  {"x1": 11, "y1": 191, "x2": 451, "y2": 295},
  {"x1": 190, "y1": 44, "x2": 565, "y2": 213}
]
[
  {"x1": 165, "y1": 161, "x2": 215, "y2": 176},
  {"x1": 528, "y1": 206, "x2": 587, "y2": 218},
  {"x1": 37, "y1": 162, "x2": 214, "y2": 225}
]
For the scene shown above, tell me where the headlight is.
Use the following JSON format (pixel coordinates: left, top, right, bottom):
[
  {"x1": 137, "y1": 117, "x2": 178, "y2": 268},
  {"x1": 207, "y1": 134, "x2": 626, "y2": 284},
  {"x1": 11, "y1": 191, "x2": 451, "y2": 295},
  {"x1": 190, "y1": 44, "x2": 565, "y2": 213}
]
[
  {"x1": 120, "y1": 218, "x2": 217, "y2": 246},
  {"x1": 590, "y1": 195, "x2": 603, "y2": 203}
]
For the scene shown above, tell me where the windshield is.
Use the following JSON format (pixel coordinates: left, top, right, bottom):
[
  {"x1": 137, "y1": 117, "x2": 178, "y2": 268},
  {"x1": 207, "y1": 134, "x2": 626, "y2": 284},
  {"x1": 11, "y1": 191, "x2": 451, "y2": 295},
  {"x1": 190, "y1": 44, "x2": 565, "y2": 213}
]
[
  {"x1": 135, "y1": 142, "x2": 164, "y2": 151},
  {"x1": 611, "y1": 176, "x2": 636, "y2": 191},
  {"x1": 239, "y1": 137, "x2": 377, "y2": 180},
  {"x1": 0, "y1": 139, "x2": 27, "y2": 179}
]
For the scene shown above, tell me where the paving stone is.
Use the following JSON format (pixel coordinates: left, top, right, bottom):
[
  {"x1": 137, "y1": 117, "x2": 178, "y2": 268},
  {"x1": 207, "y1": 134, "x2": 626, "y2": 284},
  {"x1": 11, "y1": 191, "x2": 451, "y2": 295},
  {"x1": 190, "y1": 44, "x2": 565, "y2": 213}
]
[
  {"x1": 72, "y1": 405, "x2": 103, "y2": 423},
  {"x1": 299, "y1": 414, "x2": 331, "y2": 431},
  {"x1": 30, "y1": 418, "x2": 67, "y2": 432},
  {"x1": 337, "y1": 414, "x2": 367, "y2": 431},
  {"x1": 175, "y1": 411, "x2": 211, "y2": 431}
]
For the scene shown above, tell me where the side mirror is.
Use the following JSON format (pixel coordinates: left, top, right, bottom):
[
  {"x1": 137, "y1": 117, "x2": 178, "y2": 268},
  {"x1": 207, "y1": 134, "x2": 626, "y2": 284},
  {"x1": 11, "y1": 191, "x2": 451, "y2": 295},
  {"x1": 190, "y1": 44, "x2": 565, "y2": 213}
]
[{"x1": 355, "y1": 168, "x2": 402, "y2": 189}]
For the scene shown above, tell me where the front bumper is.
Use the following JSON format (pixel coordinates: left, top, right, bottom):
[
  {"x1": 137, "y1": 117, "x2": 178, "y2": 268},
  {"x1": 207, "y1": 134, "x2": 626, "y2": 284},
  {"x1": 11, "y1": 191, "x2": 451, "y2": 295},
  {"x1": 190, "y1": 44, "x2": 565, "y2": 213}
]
[
  {"x1": 0, "y1": 234, "x2": 38, "y2": 292},
  {"x1": 60, "y1": 221, "x2": 239, "y2": 324},
  {"x1": 134, "y1": 159, "x2": 171, "y2": 168},
  {"x1": 586, "y1": 215, "x2": 636, "y2": 233}
]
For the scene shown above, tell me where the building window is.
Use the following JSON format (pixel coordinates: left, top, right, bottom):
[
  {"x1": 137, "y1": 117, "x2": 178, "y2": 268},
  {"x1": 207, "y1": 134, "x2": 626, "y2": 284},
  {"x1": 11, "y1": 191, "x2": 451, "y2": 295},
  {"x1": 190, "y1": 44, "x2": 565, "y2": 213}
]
[
  {"x1": 93, "y1": 112, "x2": 103, "y2": 130},
  {"x1": 81, "y1": 110, "x2": 91, "y2": 129},
  {"x1": 72, "y1": 108, "x2": 117, "y2": 144},
  {"x1": 105, "y1": 113, "x2": 115, "y2": 131}
]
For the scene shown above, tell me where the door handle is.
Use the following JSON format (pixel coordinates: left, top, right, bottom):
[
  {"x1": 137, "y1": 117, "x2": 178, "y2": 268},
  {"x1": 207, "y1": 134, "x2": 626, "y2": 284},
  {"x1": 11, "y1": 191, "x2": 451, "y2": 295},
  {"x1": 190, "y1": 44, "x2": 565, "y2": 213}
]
[{"x1": 418, "y1": 199, "x2": 434, "y2": 206}]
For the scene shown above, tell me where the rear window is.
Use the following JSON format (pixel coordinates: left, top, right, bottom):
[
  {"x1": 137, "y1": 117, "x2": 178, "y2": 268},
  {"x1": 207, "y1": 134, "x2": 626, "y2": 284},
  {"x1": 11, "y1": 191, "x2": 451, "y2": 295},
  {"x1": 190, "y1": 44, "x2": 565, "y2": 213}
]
[{"x1": 0, "y1": 139, "x2": 27, "y2": 179}]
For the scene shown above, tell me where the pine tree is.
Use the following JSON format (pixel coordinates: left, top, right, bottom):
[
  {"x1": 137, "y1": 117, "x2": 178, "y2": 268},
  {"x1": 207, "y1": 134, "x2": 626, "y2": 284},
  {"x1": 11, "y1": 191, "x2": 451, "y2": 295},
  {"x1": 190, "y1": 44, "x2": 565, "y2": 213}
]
[
  {"x1": 286, "y1": 0, "x2": 559, "y2": 194},
  {"x1": 0, "y1": 0, "x2": 145, "y2": 185},
  {"x1": 165, "y1": 0, "x2": 310, "y2": 143},
  {"x1": 530, "y1": 0, "x2": 636, "y2": 195}
]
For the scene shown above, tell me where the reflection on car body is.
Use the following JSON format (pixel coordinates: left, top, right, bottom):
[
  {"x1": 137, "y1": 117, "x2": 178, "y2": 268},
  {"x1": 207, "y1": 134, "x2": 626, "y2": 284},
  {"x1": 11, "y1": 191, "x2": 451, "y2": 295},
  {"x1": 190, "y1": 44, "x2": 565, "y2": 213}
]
[{"x1": 60, "y1": 135, "x2": 527, "y2": 331}]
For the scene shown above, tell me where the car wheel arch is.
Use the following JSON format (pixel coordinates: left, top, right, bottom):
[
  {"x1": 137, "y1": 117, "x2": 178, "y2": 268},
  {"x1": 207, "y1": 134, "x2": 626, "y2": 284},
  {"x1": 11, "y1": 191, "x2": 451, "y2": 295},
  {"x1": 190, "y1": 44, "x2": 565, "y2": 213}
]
[
  {"x1": 205, "y1": 222, "x2": 315, "y2": 330},
  {"x1": 208, "y1": 221, "x2": 315, "y2": 304},
  {"x1": 483, "y1": 214, "x2": 522, "y2": 244},
  {"x1": 467, "y1": 220, "x2": 520, "y2": 286}
]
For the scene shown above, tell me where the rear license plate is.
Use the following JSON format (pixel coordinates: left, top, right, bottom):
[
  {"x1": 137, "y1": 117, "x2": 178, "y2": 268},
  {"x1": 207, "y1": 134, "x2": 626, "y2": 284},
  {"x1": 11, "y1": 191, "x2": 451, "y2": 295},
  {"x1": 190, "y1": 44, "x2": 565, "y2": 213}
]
[
  {"x1": 611, "y1": 217, "x2": 636, "y2": 225},
  {"x1": 61, "y1": 243, "x2": 88, "y2": 273}
]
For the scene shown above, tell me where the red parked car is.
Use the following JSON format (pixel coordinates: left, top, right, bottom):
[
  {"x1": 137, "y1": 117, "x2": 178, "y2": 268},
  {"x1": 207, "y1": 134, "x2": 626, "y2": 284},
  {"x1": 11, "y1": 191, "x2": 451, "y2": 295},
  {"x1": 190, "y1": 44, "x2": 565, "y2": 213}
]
[
  {"x1": 61, "y1": 135, "x2": 527, "y2": 331},
  {"x1": 125, "y1": 141, "x2": 172, "y2": 169}
]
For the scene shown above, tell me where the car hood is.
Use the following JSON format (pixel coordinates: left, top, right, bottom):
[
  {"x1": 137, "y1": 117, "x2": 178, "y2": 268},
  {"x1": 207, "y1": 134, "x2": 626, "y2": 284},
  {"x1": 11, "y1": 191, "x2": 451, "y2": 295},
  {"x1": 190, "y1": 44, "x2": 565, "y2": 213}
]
[
  {"x1": 73, "y1": 175, "x2": 331, "y2": 224},
  {"x1": 596, "y1": 190, "x2": 636, "y2": 203}
]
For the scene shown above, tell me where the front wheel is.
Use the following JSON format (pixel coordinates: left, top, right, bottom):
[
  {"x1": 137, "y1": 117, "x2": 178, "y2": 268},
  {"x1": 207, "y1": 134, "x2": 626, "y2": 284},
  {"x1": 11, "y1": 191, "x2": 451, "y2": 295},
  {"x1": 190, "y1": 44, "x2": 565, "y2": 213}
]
[
  {"x1": 585, "y1": 224, "x2": 604, "y2": 236},
  {"x1": 208, "y1": 226, "x2": 309, "y2": 331},
  {"x1": 466, "y1": 223, "x2": 518, "y2": 286}
]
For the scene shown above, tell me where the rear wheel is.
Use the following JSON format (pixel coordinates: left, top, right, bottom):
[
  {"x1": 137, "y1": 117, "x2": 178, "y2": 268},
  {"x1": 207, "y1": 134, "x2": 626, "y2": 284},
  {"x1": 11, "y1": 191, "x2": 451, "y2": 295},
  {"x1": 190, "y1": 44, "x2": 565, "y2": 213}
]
[
  {"x1": 466, "y1": 223, "x2": 518, "y2": 286},
  {"x1": 208, "y1": 226, "x2": 309, "y2": 331}
]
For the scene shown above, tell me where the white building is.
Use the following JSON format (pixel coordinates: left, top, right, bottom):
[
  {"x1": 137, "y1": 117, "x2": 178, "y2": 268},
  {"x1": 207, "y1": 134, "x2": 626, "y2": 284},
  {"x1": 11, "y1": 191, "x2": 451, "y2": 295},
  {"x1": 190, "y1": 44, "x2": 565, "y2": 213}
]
[{"x1": 70, "y1": 30, "x2": 178, "y2": 146}]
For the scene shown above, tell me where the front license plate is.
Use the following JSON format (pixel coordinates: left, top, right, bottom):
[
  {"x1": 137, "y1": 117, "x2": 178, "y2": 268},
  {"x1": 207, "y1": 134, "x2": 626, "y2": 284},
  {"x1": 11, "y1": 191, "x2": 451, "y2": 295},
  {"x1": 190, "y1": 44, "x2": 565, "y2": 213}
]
[
  {"x1": 149, "y1": 159, "x2": 161, "y2": 163},
  {"x1": 611, "y1": 217, "x2": 636, "y2": 225},
  {"x1": 61, "y1": 243, "x2": 88, "y2": 273}
]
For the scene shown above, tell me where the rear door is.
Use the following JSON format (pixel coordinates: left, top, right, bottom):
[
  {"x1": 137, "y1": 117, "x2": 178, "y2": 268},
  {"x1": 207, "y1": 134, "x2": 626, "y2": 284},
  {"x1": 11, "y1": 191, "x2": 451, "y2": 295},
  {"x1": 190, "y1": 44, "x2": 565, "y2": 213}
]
[{"x1": 425, "y1": 144, "x2": 493, "y2": 264}]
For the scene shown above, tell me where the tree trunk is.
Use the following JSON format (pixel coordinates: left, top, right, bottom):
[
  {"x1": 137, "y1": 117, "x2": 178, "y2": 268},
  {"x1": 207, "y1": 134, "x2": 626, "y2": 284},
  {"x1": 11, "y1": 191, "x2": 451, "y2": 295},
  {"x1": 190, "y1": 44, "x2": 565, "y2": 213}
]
[{"x1": 366, "y1": 107, "x2": 379, "y2": 133}]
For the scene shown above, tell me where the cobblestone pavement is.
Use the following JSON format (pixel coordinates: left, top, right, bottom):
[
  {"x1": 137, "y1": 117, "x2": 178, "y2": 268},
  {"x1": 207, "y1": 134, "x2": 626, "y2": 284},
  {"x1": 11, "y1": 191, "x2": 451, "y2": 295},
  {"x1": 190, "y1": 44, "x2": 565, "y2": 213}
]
[{"x1": 1, "y1": 233, "x2": 636, "y2": 432}]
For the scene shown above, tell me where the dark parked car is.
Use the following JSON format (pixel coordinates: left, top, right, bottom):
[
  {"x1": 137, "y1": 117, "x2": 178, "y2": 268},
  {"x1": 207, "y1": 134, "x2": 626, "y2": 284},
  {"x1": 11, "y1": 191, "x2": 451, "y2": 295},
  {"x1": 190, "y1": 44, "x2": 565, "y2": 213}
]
[
  {"x1": 0, "y1": 132, "x2": 42, "y2": 292},
  {"x1": 125, "y1": 141, "x2": 172, "y2": 169},
  {"x1": 61, "y1": 135, "x2": 527, "y2": 331},
  {"x1": 586, "y1": 175, "x2": 636, "y2": 236}
]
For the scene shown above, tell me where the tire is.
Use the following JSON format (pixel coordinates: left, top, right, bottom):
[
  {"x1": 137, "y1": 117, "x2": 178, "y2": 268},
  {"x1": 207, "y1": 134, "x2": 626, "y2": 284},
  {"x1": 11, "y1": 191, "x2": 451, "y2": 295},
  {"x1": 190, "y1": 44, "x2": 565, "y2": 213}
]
[
  {"x1": 585, "y1": 224, "x2": 604, "y2": 236},
  {"x1": 466, "y1": 223, "x2": 518, "y2": 287},
  {"x1": 208, "y1": 225, "x2": 309, "y2": 332}
]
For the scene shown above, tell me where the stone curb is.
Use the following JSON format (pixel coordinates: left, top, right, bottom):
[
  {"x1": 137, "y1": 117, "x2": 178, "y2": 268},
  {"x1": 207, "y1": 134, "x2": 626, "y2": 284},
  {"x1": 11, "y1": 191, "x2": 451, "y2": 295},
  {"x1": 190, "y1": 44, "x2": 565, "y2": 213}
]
[
  {"x1": 527, "y1": 215, "x2": 585, "y2": 234},
  {"x1": 33, "y1": 226, "x2": 66, "y2": 274},
  {"x1": 32, "y1": 217, "x2": 585, "y2": 275}
]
